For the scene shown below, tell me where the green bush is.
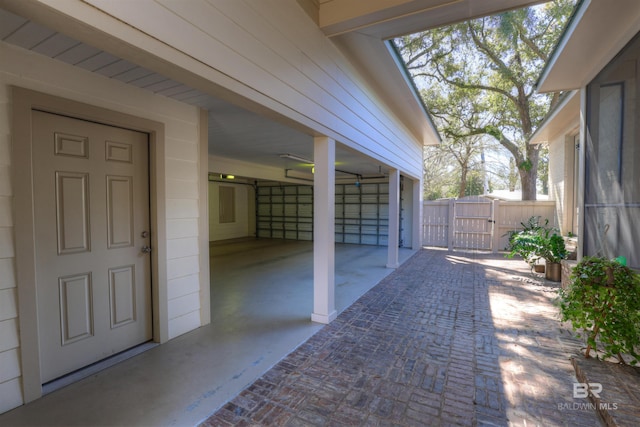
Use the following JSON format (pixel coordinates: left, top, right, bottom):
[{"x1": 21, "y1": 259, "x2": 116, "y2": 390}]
[
  {"x1": 505, "y1": 216, "x2": 566, "y2": 267},
  {"x1": 558, "y1": 256, "x2": 640, "y2": 364}
]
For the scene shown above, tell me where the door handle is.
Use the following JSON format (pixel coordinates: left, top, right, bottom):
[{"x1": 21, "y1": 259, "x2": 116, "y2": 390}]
[{"x1": 141, "y1": 245, "x2": 152, "y2": 254}]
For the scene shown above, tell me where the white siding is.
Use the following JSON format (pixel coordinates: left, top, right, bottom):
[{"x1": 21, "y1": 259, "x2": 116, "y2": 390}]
[
  {"x1": 0, "y1": 79, "x2": 19, "y2": 414},
  {"x1": 0, "y1": 41, "x2": 205, "y2": 412},
  {"x1": 548, "y1": 136, "x2": 567, "y2": 233},
  {"x1": 547, "y1": 122, "x2": 578, "y2": 236},
  {"x1": 209, "y1": 182, "x2": 252, "y2": 241},
  {"x1": 82, "y1": 0, "x2": 424, "y2": 178}
]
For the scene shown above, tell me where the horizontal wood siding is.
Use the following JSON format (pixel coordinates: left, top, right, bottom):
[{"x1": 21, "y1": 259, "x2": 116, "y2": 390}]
[
  {"x1": 0, "y1": 80, "x2": 20, "y2": 414},
  {"x1": 0, "y1": 41, "x2": 205, "y2": 412},
  {"x1": 85, "y1": 0, "x2": 423, "y2": 178}
]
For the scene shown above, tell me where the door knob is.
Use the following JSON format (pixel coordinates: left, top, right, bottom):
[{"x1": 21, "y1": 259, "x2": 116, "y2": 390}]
[{"x1": 141, "y1": 245, "x2": 152, "y2": 254}]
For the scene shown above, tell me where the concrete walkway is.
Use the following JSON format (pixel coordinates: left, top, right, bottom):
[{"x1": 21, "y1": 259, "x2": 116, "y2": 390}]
[
  {"x1": 0, "y1": 241, "x2": 416, "y2": 427},
  {"x1": 202, "y1": 249, "x2": 608, "y2": 426}
]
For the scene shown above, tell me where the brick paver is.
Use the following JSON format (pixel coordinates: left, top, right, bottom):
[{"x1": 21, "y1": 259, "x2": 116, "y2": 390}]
[{"x1": 201, "y1": 249, "x2": 604, "y2": 426}]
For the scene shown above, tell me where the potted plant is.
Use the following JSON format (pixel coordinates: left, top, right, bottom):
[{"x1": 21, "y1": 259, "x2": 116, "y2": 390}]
[
  {"x1": 505, "y1": 216, "x2": 567, "y2": 280},
  {"x1": 505, "y1": 216, "x2": 548, "y2": 270},
  {"x1": 506, "y1": 230, "x2": 541, "y2": 269},
  {"x1": 539, "y1": 233, "x2": 567, "y2": 281},
  {"x1": 558, "y1": 256, "x2": 640, "y2": 364}
]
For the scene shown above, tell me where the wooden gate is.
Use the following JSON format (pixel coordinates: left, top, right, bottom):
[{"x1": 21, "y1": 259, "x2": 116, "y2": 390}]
[
  {"x1": 452, "y1": 197, "x2": 494, "y2": 250},
  {"x1": 423, "y1": 196, "x2": 557, "y2": 252}
]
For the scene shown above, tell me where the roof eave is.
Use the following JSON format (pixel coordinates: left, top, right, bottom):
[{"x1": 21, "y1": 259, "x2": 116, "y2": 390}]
[
  {"x1": 536, "y1": 0, "x2": 640, "y2": 93},
  {"x1": 529, "y1": 90, "x2": 579, "y2": 145}
]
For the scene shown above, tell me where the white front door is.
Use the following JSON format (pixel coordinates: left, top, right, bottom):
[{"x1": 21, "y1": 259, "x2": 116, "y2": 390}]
[{"x1": 32, "y1": 110, "x2": 152, "y2": 383}]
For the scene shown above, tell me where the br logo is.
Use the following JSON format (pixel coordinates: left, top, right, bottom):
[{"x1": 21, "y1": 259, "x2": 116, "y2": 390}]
[{"x1": 573, "y1": 383, "x2": 602, "y2": 399}]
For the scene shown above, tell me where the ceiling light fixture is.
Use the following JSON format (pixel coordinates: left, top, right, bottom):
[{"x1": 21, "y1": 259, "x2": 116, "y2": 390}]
[{"x1": 279, "y1": 153, "x2": 314, "y2": 163}]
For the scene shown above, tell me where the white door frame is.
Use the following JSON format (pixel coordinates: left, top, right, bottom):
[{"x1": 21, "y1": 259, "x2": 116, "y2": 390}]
[{"x1": 12, "y1": 87, "x2": 168, "y2": 403}]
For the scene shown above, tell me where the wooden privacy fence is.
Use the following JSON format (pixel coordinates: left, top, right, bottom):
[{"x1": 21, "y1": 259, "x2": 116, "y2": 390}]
[{"x1": 422, "y1": 196, "x2": 557, "y2": 252}]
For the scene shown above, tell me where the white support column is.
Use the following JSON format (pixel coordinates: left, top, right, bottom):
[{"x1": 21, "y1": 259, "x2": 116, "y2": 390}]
[
  {"x1": 447, "y1": 198, "x2": 455, "y2": 251},
  {"x1": 312, "y1": 136, "x2": 337, "y2": 324},
  {"x1": 387, "y1": 168, "x2": 400, "y2": 268},
  {"x1": 412, "y1": 176, "x2": 423, "y2": 250},
  {"x1": 577, "y1": 86, "x2": 587, "y2": 261}
]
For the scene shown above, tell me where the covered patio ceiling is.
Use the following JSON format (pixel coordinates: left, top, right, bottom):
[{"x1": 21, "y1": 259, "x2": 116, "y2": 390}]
[{"x1": 1, "y1": 0, "x2": 547, "y2": 181}]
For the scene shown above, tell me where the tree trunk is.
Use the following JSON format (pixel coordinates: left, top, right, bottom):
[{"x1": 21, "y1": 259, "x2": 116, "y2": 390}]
[
  {"x1": 459, "y1": 166, "x2": 468, "y2": 198},
  {"x1": 520, "y1": 168, "x2": 537, "y2": 200},
  {"x1": 520, "y1": 143, "x2": 541, "y2": 201}
]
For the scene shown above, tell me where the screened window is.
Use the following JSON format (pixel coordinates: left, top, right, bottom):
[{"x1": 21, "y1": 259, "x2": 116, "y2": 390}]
[{"x1": 585, "y1": 32, "x2": 640, "y2": 268}]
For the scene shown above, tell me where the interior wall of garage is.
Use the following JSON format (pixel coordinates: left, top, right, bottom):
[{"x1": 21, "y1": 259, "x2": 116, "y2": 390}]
[
  {"x1": 0, "y1": 42, "x2": 206, "y2": 414},
  {"x1": 209, "y1": 181, "x2": 256, "y2": 241}
]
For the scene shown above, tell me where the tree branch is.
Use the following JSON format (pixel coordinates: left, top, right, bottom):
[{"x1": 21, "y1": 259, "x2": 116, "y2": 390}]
[{"x1": 467, "y1": 22, "x2": 520, "y2": 87}]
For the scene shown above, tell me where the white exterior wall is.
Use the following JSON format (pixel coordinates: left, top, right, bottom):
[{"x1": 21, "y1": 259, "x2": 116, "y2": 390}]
[
  {"x1": 0, "y1": 85, "x2": 20, "y2": 410},
  {"x1": 72, "y1": 0, "x2": 424, "y2": 179},
  {"x1": 209, "y1": 181, "x2": 254, "y2": 241},
  {"x1": 547, "y1": 123, "x2": 578, "y2": 236},
  {"x1": 0, "y1": 42, "x2": 205, "y2": 413},
  {"x1": 548, "y1": 136, "x2": 567, "y2": 233}
]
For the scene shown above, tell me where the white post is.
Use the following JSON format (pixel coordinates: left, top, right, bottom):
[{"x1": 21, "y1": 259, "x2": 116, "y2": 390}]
[
  {"x1": 413, "y1": 176, "x2": 423, "y2": 250},
  {"x1": 387, "y1": 169, "x2": 400, "y2": 268},
  {"x1": 492, "y1": 199, "x2": 501, "y2": 253},
  {"x1": 311, "y1": 136, "x2": 337, "y2": 324},
  {"x1": 447, "y1": 198, "x2": 455, "y2": 251}
]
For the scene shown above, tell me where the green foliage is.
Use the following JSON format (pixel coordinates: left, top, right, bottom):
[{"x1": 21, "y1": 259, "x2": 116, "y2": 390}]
[
  {"x1": 558, "y1": 257, "x2": 640, "y2": 364},
  {"x1": 544, "y1": 234, "x2": 568, "y2": 264},
  {"x1": 395, "y1": 0, "x2": 577, "y2": 200},
  {"x1": 465, "y1": 170, "x2": 485, "y2": 197},
  {"x1": 537, "y1": 145, "x2": 549, "y2": 195},
  {"x1": 422, "y1": 139, "x2": 487, "y2": 199},
  {"x1": 505, "y1": 216, "x2": 566, "y2": 266},
  {"x1": 519, "y1": 159, "x2": 533, "y2": 172}
]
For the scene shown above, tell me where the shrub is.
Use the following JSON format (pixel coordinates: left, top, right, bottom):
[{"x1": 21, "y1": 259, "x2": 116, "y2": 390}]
[
  {"x1": 558, "y1": 256, "x2": 640, "y2": 364},
  {"x1": 505, "y1": 216, "x2": 566, "y2": 267}
]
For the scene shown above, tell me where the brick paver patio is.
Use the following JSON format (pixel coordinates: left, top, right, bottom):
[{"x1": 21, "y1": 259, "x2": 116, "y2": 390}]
[{"x1": 201, "y1": 249, "x2": 606, "y2": 426}]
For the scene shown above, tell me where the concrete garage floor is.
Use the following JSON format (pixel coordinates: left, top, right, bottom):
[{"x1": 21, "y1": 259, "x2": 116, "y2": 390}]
[{"x1": 0, "y1": 239, "x2": 415, "y2": 427}]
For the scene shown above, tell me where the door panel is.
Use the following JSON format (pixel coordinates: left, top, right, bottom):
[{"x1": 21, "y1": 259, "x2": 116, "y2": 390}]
[
  {"x1": 55, "y1": 171, "x2": 91, "y2": 254},
  {"x1": 32, "y1": 110, "x2": 152, "y2": 383},
  {"x1": 58, "y1": 272, "x2": 93, "y2": 345},
  {"x1": 106, "y1": 175, "x2": 134, "y2": 248},
  {"x1": 109, "y1": 265, "x2": 136, "y2": 328}
]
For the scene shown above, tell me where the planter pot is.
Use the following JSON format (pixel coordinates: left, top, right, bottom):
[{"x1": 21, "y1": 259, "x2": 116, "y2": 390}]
[
  {"x1": 534, "y1": 264, "x2": 545, "y2": 273},
  {"x1": 545, "y1": 261, "x2": 562, "y2": 282}
]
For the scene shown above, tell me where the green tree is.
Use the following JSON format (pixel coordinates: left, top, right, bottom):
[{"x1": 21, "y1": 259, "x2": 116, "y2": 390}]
[
  {"x1": 508, "y1": 158, "x2": 519, "y2": 192},
  {"x1": 395, "y1": 1, "x2": 576, "y2": 200},
  {"x1": 423, "y1": 134, "x2": 486, "y2": 199},
  {"x1": 423, "y1": 145, "x2": 457, "y2": 200},
  {"x1": 446, "y1": 135, "x2": 484, "y2": 198}
]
